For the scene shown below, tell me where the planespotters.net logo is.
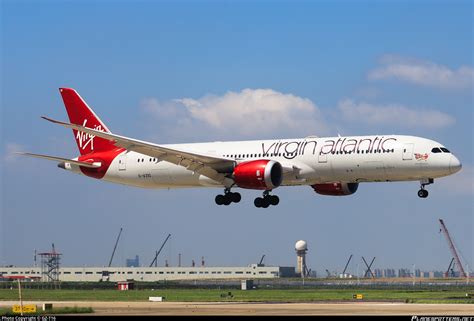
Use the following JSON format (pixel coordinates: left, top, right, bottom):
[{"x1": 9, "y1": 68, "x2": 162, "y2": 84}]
[{"x1": 412, "y1": 317, "x2": 474, "y2": 321}]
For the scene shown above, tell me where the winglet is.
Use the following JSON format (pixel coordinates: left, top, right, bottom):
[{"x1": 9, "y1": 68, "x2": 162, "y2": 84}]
[{"x1": 41, "y1": 116, "x2": 67, "y2": 125}]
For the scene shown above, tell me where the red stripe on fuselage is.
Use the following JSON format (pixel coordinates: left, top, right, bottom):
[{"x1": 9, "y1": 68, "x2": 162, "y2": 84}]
[{"x1": 78, "y1": 148, "x2": 125, "y2": 179}]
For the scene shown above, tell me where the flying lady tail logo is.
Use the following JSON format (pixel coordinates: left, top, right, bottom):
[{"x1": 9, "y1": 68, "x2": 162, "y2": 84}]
[
  {"x1": 75, "y1": 119, "x2": 106, "y2": 151},
  {"x1": 414, "y1": 153, "x2": 429, "y2": 161}
]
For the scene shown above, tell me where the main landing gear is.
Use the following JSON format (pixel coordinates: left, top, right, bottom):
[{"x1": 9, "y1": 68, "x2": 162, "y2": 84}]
[
  {"x1": 214, "y1": 189, "x2": 280, "y2": 208},
  {"x1": 254, "y1": 190, "x2": 279, "y2": 208},
  {"x1": 215, "y1": 188, "x2": 241, "y2": 206},
  {"x1": 418, "y1": 178, "x2": 433, "y2": 199}
]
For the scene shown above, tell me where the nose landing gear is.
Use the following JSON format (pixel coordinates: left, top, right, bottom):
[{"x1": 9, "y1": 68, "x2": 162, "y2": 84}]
[
  {"x1": 417, "y1": 189, "x2": 429, "y2": 198},
  {"x1": 418, "y1": 178, "x2": 433, "y2": 198},
  {"x1": 254, "y1": 190, "x2": 279, "y2": 208}
]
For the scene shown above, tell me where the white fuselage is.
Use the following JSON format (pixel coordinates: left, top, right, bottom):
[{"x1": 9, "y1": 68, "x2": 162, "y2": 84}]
[{"x1": 66, "y1": 135, "x2": 461, "y2": 189}]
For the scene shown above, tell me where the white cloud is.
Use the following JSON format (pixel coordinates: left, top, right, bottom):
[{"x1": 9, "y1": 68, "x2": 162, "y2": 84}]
[
  {"x1": 142, "y1": 88, "x2": 327, "y2": 139},
  {"x1": 338, "y1": 99, "x2": 455, "y2": 129},
  {"x1": 368, "y1": 55, "x2": 474, "y2": 90},
  {"x1": 140, "y1": 98, "x2": 184, "y2": 119},
  {"x1": 3, "y1": 143, "x2": 26, "y2": 163}
]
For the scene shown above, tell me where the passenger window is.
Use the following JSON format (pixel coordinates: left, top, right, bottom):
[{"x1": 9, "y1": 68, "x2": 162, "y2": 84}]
[
  {"x1": 440, "y1": 148, "x2": 450, "y2": 153},
  {"x1": 431, "y1": 148, "x2": 442, "y2": 153}
]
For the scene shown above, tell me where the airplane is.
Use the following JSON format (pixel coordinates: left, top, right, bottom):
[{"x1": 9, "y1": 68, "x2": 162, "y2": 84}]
[{"x1": 20, "y1": 88, "x2": 462, "y2": 208}]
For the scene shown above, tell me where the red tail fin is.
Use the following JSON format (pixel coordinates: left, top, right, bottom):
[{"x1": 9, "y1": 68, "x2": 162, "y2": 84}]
[{"x1": 59, "y1": 88, "x2": 116, "y2": 155}]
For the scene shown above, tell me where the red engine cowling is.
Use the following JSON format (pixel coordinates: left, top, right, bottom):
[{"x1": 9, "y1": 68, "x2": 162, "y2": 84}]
[
  {"x1": 233, "y1": 160, "x2": 283, "y2": 190},
  {"x1": 311, "y1": 182, "x2": 359, "y2": 196}
]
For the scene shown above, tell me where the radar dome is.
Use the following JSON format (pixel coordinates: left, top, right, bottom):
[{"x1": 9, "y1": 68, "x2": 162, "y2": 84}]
[{"x1": 295, "y1": 240, "x2": 307, "y2": 251}]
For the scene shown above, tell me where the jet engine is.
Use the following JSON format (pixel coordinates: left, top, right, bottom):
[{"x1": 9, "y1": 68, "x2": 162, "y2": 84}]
[
  {"x1": 233, "y1": 160, "x2": 283, "y2": 190},
  {"x1": 311, "y1": 182, "x2": 359, "y2": 196}
]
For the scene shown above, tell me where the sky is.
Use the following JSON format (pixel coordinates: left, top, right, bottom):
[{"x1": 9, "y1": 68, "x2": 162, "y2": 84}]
[{"x1": 1, "y1": 0, "x2": 473, "y2": 276}]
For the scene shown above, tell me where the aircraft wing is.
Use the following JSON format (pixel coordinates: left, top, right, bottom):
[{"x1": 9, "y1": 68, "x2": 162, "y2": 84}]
[
  {"x1": 17, "y1": 152, "x2": 102, "y2": 168},
  {"x1": 41, "y1": 117, "x2": 236, "y2": 184}
]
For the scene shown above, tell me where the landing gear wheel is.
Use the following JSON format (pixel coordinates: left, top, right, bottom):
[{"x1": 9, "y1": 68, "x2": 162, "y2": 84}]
[
  {"x1": 254, "y1": 197, "x2": 263, "y2": 208},
  {"x1": 254, "y1": 191, "x2": 279, "y2": 208},
  {"x1": 231, "y1": 192, "x2": 241, "y2": 203},
  {"x1": 215, "y1": 194, "x2": 225, "y2": 205},
  {"x1": 215, "y1": 187, "x2": 241, "y2": 206},
  {"x1": 417, "y1": 179, "x2": 433, "y2": 199},
  {"x1": 269, "y1": 195, "x2": 280, "y2": 206},
  {"x1": 418, "y1": 189, "x2": 429, "y2": 198},
  {"x1": 223, "y1": 196, "x2": 232, "y2": 205}
]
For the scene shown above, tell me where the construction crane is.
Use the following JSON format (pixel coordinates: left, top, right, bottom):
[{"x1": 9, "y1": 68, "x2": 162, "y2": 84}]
[
  {"x1": 102, "y1": 228, "x2": 122, "y2": 281},
  {"x1": 362, "y1": 256, "x2": 375, "y2": 278},
  {"x1": 108, "y1": 227, "x2": 123, "y2": 267},
  {"x1": 325, "y1": 269, "x2": 332, "y2": 278},
  {"x1": 149, "y1": 233, "x2": 171, "y2": 267},
  {"x1": 342, "y1": 254, "x2": 353, "y2": 276},
  {"x1": 445, "y1": 258, "x2": 455, "y2": 278},
  {"x1": 258, "y1": 255, "x2": 265, "y2": 266},
  {"x1": 439, "y1": 219, "x2": 467, "y2": 278}
]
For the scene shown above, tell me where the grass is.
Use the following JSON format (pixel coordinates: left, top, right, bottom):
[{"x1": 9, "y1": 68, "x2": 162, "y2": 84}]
[
  {"x1": 0, "y1": 288, "x2": 472, "y2": 303},
  {"x1": 0, "y1": 306, "x2": 94, "y2": 316}
]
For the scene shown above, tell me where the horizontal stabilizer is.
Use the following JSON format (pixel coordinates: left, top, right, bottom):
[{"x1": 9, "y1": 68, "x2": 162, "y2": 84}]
[
  {"x1": 41, "y1": 116, "x2": 236, "y2": 183},
  {"x1": 17, "y1": 152, "x2": 101, "y2": 168}
]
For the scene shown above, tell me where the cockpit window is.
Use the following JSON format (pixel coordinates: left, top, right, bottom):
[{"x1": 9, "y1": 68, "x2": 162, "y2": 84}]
[
  {"x1": 440, "y1": 147, "x2": 450, "y2": 153},
  {"x1": 431, "y1": 147, "x2": 442, "y2": 153}
]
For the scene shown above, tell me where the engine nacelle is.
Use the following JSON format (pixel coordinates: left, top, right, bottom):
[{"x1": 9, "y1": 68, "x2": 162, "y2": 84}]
[
  {"x1": 311, "y1": 182, "x2": 359, "y2": 196},
  {"x1": 233, "y1": 160, "x2": 283, "y2": 190}
]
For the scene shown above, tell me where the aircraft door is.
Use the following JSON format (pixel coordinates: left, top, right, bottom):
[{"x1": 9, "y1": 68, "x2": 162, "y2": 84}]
[
  {"x1": 118, "y1": 154, "x2": 127, "y2": 171},
  {"x1": 318, "y1": 151, "x2": 328, "y2": 163},
  {"x1": 402, "y1": 143, "x2": 414, "y2": 160}
]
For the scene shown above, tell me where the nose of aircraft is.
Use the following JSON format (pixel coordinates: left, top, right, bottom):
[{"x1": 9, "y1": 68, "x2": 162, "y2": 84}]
[{"x1": 449, "y1": 155, "x2": 462, "y2": 174}]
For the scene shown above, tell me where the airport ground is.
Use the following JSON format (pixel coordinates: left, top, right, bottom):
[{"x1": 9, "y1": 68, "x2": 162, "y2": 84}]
[
  {"x1": 1, "y1": 300, "x2": 473, "y2": 315},
  {"x1": 0, "y1": 283, "x2": 473, "y2": 315}
]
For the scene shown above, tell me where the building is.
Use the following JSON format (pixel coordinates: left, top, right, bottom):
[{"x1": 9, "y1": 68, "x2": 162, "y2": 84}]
[
  {"x1": 126, "y1": 255, "x2": 139, "y2": 268},
  {"x1": 0, "y1": 265, "x2": 295, "y2": 282}
]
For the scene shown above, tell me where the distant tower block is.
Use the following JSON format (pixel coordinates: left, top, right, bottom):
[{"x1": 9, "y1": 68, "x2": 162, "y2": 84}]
[{"x1": 295, "y1": 240, "x2": 308, "y2": 277}]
